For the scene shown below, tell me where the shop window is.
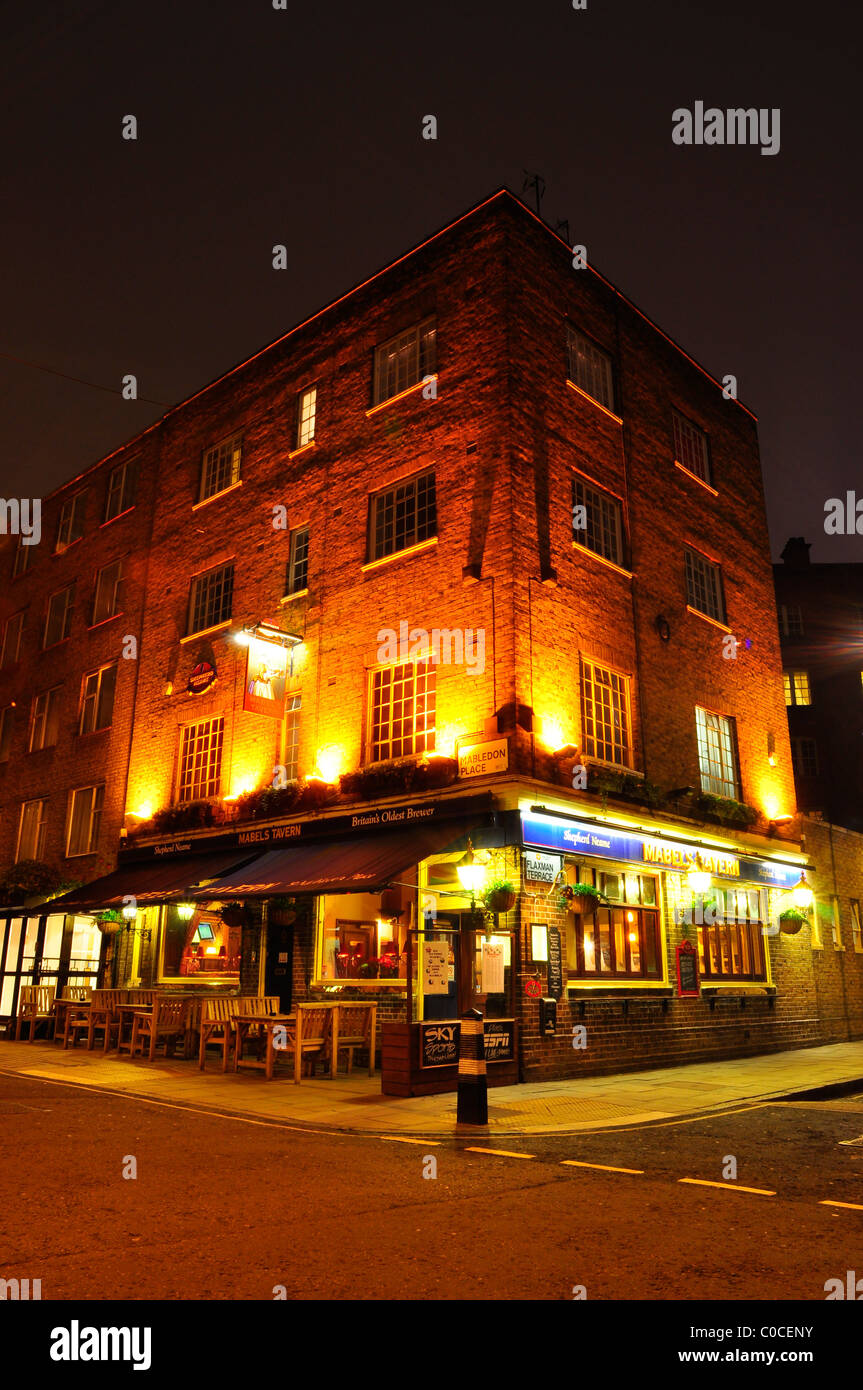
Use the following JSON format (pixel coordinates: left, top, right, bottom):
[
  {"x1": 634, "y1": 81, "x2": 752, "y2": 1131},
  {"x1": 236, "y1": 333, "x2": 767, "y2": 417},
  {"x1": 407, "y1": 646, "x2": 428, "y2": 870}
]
[
  {"x1": 580, "y1": 657, "x2": 632, "y2": 767},
  {"x1": 177, "y1": 717, "x2": 224, "y2": 802},
  {"x1": 16, "y1": 799, "x2": 47, "y2": 862},
  {"x1": 91, "y1": 558, "x2": 124, "y2": 626},
  {"x1": 367, "y1": 469, "x2": 437, "y2": 562},
  {"x1": 80, "y1": 662, "x2": 117, "y2": 735},
  {"x1": 104, "y1": 459, "x2": 137, "y2": 522},
  {"x1": 566, "y1": 326, "x2": 615, "y2": 412},
  {"x1": 695, "y1": 888, "x2": 767, "y2": 981},
  {"x1": 66, "y1": 784, "x2": 104, "y2": 857},
  {"x1": 56, "y1": 491, "x2": 87, "y2": 552},
  {"x1": 783, "y1": 671, "x2": 811, "y2": 706},
  {"x1": 565, "y1": 865, "x2": 661, "y2": 979},
  {"x1": 672, "y1": 410, "x2": 711, "y2": 485},
  {"x1": 160, "y1": 905, "x2": 241, "y2": 981},
  {"x1": 199, "y1": 434, "x2": 242, "y2": 502},
  {"x1": 695, "y1": 706, "x2": 739, "y2": 799},
  {"x1": 28, "y1": 686, "x2": 62, "y2": 752},
  {"x1": 186, "y1": 563, "x2": 234, "y2": 636},
  {"x1": 373, "y1": 317, "x2": 436, "y2": 406},
  {"x1": 317, "y1": 888, "x2": 410, "y2": 984},
  {"x1": 67, "y1": 915, "x2": 102, "y2": 986},
  {"x1": 0, "y1": 611, "x2": 23, "y2": 669},
  {"x1": 44, "y1": 585, "x2": 75, "y2": 648},
  {"x1": 369, "y1": 659, "x2": 435, "y2": 762},
  {"x1": 297, "y1": 386, "x2": 317, "y2": 448}
]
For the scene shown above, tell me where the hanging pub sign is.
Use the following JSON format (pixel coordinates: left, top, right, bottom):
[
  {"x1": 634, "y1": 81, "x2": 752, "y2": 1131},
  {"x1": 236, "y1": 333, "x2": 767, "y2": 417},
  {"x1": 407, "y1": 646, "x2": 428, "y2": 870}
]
[
  {"x1": 187, "y1": 660, "x2": 217, "y2": 695},
  {"x1": 244, "y1": 636, "x2": 288, "y2": 719},
  {"x1": 676, "y1": 940, "x2": 700, "y2": 997},
  {"x1": 546, "y1": 925, "x2": 564, "y2": 999}
]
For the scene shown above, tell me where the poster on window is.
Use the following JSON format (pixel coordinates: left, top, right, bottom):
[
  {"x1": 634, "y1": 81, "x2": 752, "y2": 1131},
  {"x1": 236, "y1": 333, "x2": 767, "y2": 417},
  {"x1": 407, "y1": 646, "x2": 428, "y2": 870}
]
[
  {"x1": 482, "y1": 939, "x2": 505, "y2": 994},
  {"x1": 423, "y1": 942, "x2": 450, "y2": 995},
  {"x1": 244, "y1": 637, "x2": 288, "y2": 719}
]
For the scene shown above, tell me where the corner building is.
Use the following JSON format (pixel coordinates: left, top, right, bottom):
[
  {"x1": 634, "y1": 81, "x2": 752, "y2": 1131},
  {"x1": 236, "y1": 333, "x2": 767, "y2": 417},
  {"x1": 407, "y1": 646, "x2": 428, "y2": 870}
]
[{"x1": 4, "y1": 189, "x2": 856, "y2": 1088}]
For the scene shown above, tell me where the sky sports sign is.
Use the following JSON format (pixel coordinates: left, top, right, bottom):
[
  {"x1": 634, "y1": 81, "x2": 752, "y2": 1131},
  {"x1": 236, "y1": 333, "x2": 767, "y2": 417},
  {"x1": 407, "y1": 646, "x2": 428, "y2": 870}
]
[{"x1": 520, "y1": 812, "x2": 802, "y2": 889}]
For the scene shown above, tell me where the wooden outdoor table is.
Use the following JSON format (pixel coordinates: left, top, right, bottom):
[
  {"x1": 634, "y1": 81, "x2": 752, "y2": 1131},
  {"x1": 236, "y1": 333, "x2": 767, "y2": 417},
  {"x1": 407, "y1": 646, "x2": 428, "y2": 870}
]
[{"x1": 234, "y1": 1013, "x2": 297, "y2": 1080}]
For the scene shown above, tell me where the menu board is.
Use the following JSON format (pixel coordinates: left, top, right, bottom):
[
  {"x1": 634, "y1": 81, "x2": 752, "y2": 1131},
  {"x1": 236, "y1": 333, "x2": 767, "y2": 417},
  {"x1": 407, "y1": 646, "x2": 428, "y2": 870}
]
[
  {"x1": 546, "y1": 925, "x2": 563, "y2": 999},
  {"x1": 676, "y1": 941, "x2": 700, "y2": 997}
]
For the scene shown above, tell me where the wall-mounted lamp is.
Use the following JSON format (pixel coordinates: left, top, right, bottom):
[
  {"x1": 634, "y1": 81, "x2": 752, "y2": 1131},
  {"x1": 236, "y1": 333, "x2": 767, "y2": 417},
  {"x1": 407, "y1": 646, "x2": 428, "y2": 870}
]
[
  {"x1": 686, "y1": 853, "x2": 712, "y2": 894},
  {"x1": 791, "y1": 872, "x2": 815, "y2": 909}
]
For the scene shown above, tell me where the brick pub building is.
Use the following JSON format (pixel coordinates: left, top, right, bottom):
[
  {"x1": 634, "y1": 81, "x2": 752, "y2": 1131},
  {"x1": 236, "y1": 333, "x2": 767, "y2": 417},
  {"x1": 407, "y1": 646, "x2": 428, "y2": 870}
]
[{"x1": 2, "y1": 189, "x2": 861, "y2": 1088}]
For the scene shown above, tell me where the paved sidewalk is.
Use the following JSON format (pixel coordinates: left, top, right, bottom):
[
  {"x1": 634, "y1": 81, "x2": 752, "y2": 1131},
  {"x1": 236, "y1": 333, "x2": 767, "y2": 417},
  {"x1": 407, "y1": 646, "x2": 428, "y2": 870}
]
[{"x1": 1, "y1": 1038, "x2": 862, "y2": 1137}]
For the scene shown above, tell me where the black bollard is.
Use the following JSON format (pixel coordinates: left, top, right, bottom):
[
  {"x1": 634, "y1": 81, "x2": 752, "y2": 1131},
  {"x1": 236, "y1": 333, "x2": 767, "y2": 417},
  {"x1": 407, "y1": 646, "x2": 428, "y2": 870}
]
[{"x1": 456, "y1": 1008, "x2": 488, "y2": 1129}]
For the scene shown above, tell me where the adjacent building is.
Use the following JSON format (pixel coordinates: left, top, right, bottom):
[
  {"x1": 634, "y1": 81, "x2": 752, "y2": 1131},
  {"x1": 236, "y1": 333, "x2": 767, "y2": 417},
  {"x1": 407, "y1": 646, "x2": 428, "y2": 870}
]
[{"x1": 2, "y1": 189, "x2": 861, "y2": 1086}]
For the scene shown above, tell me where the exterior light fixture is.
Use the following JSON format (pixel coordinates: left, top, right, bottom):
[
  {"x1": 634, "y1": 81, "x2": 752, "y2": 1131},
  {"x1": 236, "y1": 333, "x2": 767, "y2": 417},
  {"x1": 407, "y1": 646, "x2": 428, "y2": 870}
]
[
  {"x1": 456, "y1": 839, "x2": 487, "y2": 895},
  {"x1": 791, "y1": 872, "x2": 815, "y2": 909},
  {"x1": 686, "y1": 853, "x2": 711, "y2": 894},
  {"x1": 122, "y1": 903, "x2": 138, "y2": 921},
  {"x1": 177, "y1": 902, "x2": 195, "y2": 921},
  {"x1": 315, "y1": 746, "x2": 343, "y2": 783}
]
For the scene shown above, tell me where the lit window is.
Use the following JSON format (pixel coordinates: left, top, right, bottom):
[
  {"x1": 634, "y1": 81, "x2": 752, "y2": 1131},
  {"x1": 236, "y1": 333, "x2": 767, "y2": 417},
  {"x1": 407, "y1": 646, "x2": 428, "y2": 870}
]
[
  {"x1": 0, "y1": 706, "x2": 13, "y2": 762},
  {"x1": 580, "y1": 658, "x2": 632, "y2": 766},
  {"x1": 779, "y1": 604, "x2": 804, "y2": 637},
  {"x1": 373, "y1": 318, "x2": 436, "y2": 405},
  {"x1": 368, "y1": 470, "x2": 436, "y2": 562},
  {"x1": 178, "y1": 717, "x2": 224, "y2": 802},
  {"x1": 695, "y1": 887, "x2": 768, "y2": 981},
  {"x1": 56, "y1": 492, "x2": 87, "y2": 552},
  {"x1": 285, "y1": 694, "x2": 301, "y2": 781},
  {"x1": 199, "y1": 436, "x2": 242, "y2": 502},
  {"x1": 672, "y1": 411, "x2": 711, "y2": 485},
  {"x1": 44, "y1": 585, "x2": 75, "y2": 648},
  {"x1": 297, "y1": 387, "x2": 317, "y2": 448},
  {"x1": 16, "y1": 799, "x2": 48, "y2": 862},
  {"x1": 563, "y1": 865, "x2": 660, "y2": 978},
  {"x1": 66, "y1": 785, "x2": 105, "y2": 857},
  {"x1": 28, "y1": 687, "x2": 62, "y2": 752},
  {"x1": 286, "y1": 526, "x2": 309, "y2": 595},
  {"x1": 80, "y1": 663, "x2": 118, "y2": 735},
  {"x1": 104, "y1": 460, "x2": 137, "y2": 522},
  {"x1": 186, "y1": 564, "x2": 234, "y2": 636},
  {"x1": 0, "y1": 611, "x2": 24, "y2": 669},
  {"x1": 695, "y1": 706, "x2": 739, "y2": 798},
  {"x1": 566, "y1": 327, "x2": 615, "y2": 412},
  {"x1": 370, "y1": 660, "x2": 435, "y2": 762},
  {"x1": 850, "y1": 900, "x2": 862, "y2": 952},
  {"x1": 783, "y1": 670, "x2": 811, "y2": 706},
  {"x1": 685, "y1": 548, "x2": 725, "y2": 623},
  {"x1": 791, "y1": 737, "x2": 818, "y2": 778},
  {"x1": 572, "y1": 476, "x2": 624, "y2": 566},
  {"x1": 828, "y1": 896, "x2": 842, "y2": 948},
  {"x1": 91, "y1": 559, "x2": 124, "y2": 626}
]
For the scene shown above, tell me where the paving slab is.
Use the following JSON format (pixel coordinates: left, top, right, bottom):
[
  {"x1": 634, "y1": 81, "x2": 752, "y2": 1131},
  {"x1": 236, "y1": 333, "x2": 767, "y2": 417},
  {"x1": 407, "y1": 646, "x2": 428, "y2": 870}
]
[{"x1": 1, "y1": 1039, "x2": 862, "y2": 1137}]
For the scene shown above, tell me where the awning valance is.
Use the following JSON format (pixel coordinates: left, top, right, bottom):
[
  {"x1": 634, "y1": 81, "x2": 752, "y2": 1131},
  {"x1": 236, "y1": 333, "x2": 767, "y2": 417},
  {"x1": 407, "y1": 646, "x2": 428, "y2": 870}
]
[
  {"x1": 41, "y1": 849, "x2": 258, "y2": 915},
  {"x1": 191, "y1": 822, "x2": 475, "y2": 899}
]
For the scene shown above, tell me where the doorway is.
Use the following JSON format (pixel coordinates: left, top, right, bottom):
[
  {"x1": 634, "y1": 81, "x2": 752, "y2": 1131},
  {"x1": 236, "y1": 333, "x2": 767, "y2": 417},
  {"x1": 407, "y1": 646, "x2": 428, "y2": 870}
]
[{"x1": 264, "y1": 923, "x2": 294, "y2": 1012}]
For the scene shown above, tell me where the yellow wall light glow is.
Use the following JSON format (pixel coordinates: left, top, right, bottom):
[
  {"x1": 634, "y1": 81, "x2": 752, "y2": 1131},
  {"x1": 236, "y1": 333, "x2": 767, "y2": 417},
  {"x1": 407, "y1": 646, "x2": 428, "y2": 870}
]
[
  {"x1": 540, "y1": 717, "x2": 566, "y2": 751},
  {"x1": 315, "y1": 746, "x2": 344, "y2": 783}
]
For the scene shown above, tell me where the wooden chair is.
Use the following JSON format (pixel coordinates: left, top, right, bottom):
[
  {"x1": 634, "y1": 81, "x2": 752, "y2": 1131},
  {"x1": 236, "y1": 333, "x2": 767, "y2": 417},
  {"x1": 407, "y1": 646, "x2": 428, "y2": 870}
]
[
  {"x1": 66, "y1": 989, "x2": 121, "y2": 1052},
  {"x1": 267, "y1": 1004, "x2": 333, "y2": 1083},
  {"x1": 333, "y1": 1002, "x2": 377, "y2": 1076},
  {"x1": 15, "y1": 985, "x2": 56, "y2": 1042},
  {"x1": 198, "y1": 997, "x2": 240, "y2": 1071},
  {"x1": 129, "y1": 998, "x2": 190, "y2": 1061},
  {"x1": 52, "y1": 986, "x2": 93, "y2": 1045}
]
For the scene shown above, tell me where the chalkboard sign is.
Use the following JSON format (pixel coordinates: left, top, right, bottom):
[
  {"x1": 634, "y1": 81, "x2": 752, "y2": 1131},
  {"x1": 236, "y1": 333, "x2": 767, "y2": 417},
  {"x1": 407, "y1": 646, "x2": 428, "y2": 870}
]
[
  {"x1": 547, "y1": 925, "x2": 563, "y2": 999},
  {"x1": 420, "y1": 1021, "x2": 459, "y2": 1068},
  {"x1": 483, "y1": 1020, "x2": 515, "y2": 1063},
  {"x1": 676, "y1": 941, "x2": 700, "y2": 997}
]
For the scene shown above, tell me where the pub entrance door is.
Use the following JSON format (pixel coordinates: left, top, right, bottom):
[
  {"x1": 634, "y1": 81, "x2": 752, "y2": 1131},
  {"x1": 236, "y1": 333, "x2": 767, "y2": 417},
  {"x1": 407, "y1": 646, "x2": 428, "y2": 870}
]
[{"x1": 264, "y1": 923, "x2": 294, "y2": 1013}]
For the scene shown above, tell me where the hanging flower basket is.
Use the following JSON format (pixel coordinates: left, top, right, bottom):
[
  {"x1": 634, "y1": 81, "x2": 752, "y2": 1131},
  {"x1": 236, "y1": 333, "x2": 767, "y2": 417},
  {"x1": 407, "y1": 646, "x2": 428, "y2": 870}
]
[
  {"x1": 220, "y1": 901, "x2": 250, "y2": 928},
  {"x1": 779, "y1": 907, "x2": 808, "y2": 936},
  {"x1": 486, "y1": 887, "x2": 517, "y2": 914},
  {"x1": 560, "y1": 884, "x2": 610, "y2": 917},
  {"x1": 96, "y1": 911, "x2": 122, "y2": 936}
]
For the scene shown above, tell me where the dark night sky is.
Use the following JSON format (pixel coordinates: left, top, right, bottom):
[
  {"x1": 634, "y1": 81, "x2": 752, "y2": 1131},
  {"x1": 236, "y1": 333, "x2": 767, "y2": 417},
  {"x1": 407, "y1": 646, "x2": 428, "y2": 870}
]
[{"x1": 2, "y1": 0, "x2": 859, "y2": 559}]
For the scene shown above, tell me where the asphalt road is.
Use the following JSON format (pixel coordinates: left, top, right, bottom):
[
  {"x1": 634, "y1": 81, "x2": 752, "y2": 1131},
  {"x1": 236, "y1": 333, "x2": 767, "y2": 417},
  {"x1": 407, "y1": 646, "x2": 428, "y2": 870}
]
[{"x1": 2, "y1": 1071, "x2": 863, "y2": 1301}]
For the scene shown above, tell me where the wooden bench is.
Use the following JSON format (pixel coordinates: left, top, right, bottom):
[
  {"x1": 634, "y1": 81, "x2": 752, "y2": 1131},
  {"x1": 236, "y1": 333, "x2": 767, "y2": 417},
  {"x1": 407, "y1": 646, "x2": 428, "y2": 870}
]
[
  {"x1": 129, "y1": 998, "x2": 191, "y2": 1061},
  {"x1": 15, "y1": 986, "x2": 56, "y2": 1042},
  {"x1": 333, "y1": 1002, "x2": 377, "y2": 1077}
]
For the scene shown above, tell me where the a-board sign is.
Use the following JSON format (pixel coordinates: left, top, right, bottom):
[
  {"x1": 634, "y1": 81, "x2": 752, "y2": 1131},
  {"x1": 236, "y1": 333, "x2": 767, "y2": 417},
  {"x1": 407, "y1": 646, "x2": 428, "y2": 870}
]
[
  {"x1": 546, "y1": 925, "x2": 563, "y2": 999},
  {"x1": 419, "y1": 1019, "x2": 517, "y2": 1068},
  {"x1": 676, "y1": 940, "x2": 700, "y2": 997}
]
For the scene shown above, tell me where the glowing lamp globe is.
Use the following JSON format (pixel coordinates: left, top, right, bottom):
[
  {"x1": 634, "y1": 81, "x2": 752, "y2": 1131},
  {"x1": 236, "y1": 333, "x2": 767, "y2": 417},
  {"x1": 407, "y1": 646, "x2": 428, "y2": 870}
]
[{"x1": 791, "y1": 872, "x2": 814, "y2": 909}]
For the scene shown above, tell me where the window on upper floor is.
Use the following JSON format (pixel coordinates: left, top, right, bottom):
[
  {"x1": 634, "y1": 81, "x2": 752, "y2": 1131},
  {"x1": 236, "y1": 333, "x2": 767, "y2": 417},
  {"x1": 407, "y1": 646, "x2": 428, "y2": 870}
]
[
  {"x1": 91, "y1": 558, "x2": 124, "y2": 626},
  {"x1": 672, "y1": 410, "x2": 711, "y2": 486},
  {"x1": 779, "y1": 603, "x2": 804, "y2": 637},
  {"x1": 286, "y1": 526, "x2": 309, "y2": 595},
  {"x1": 80, "y1": 662, "x2": 118, "y2": 735},
  {"x1": 12, "y1": 536, "x2": 33, "y2": 577},
  {"x1": 186, "y1": 564, "x2": 234, "y2": 636},
  {"x1": 16, "y1": 798, "x2": 48, "y2": 862},
  {"x1": 28, "y1": 686, "x2": 62, "y2": 752},
  {"x1": 0, "y1": 705, "x2": 13, "y2": 762},
  {"x1": 285, "y1": 694, "x2": 301, "y2": 781},
  {"x1": 566, "y1": 326, "x2": 615, "y2": 413},
  {"x1": 0, "y1": 611, "x2": 24, "y2": 669},
  {"x1": 367, "y1": 469, "x2": 437, "y2": 563},
  {"x1": 373, "y1": 318, "x2": 436, "y2": 406},
  {"x1": 369, "y1": 660, "x2": 435, "y2": 762},
  {"x1": 572, "y1": 476, "x2": 624, "y2": 567},
  {"x1": 685, "y1": 547, "x2": 726, "y2": 624},
  {"x1": 783, "y1": 670, "x2": 811, "y2": 706},
  {"x1": 580, "y1": 657, "x2": 632, "y2": 767},
  {"x1": 297, "y1": 387, "x2": 317, "y2": 448},
  {"x1": 695, "y1": 706, "x2": 740, "y2": 799},
  {"x1": 56, "y1": 492, "x2": 87, "y2": 552},
  {"x1": 66, "y1": 784, "x2": 104, "y2": 857},
  {"x1": 199, "y1": 435, "x2": 242, "y2": 503},
  {"x1": 791, "y1": 736, "x2": 819, "y2": 778},
  {"x1": 850, "y1": 899, "x2": 862, "y2": 952},
  {"x1": 104, "y1": 459, "x2": 138, "y2": 523},
  {"x1": 177, "y1": 717, "x2": 224, "y2": 802},
  {"x1": 44, "y1": 585, "x2": 75, "y2": 649}
]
